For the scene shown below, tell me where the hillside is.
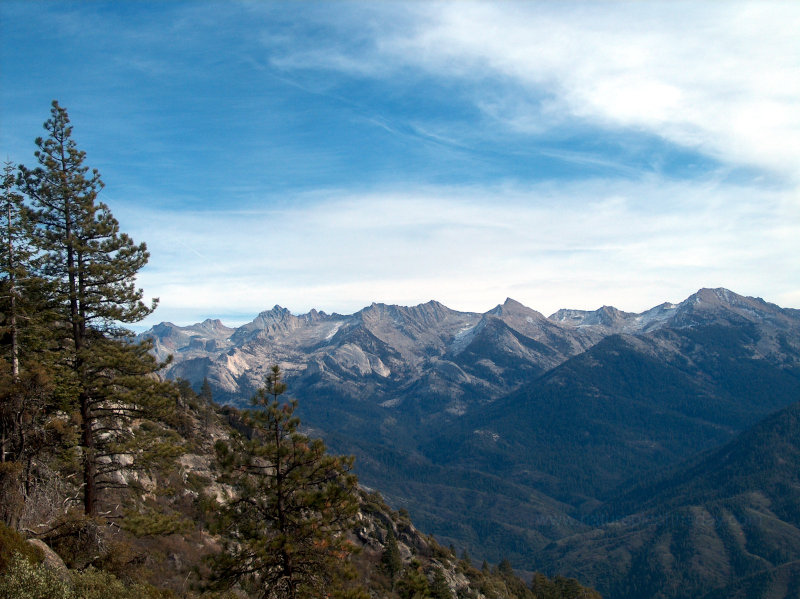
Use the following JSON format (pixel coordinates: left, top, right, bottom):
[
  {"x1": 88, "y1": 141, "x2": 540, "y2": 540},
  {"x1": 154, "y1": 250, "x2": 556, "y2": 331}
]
[
  {"x1": 0, "y1": 387, "x2": 599, "y2": 599},
  {"x1": 534, "y1": 400, "x2": 800, "y2": 599},
  {"x1": 427, "y1": 320, "x2": 800, "y2": 502}
]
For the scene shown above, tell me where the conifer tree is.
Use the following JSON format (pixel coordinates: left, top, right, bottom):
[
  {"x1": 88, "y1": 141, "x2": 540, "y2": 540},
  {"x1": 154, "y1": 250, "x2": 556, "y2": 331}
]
[
  {"x1": 18, "y1": 101, "x2": 171, "y2": 516},
  {"x1": 460, "y1": 548, "x2": 471, "y2": 565},
  {"x1": 395, "y1": 558, "x2": 430, "y2": 599},
  {"x1": 381, "y1": 525, "x2": 403, "y2": 584},
  {"x1": 498, "y1": 557, "x2": 514, "y2": 577},
  {"x1": 198, "y1": 377, "x2": 214, "y2": 430},
  {"x1": 199, "y1": 377, "x2": 213, "y2": 404},
  {"x1": 0, "y1": 161, "x2": 32, "y2": 465},
  {"x1": 210, "y1": 365, "x2": 360, "y2": 599},
  {"x1": 0, "y1": 161, "x2": 37, "y2": 383},
  {"x1": 0, "y1": 161, "x2": 59, "y2": 527},
  {"x1": 430, "y1": 566, "x2": 454, "y2": 599}
]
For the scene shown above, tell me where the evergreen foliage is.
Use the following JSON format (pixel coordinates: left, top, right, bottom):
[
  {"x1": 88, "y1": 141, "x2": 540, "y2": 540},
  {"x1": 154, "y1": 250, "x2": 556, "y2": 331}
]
[
  {"x1": 0, "y1": 552, "x2": 72, "y2": 599},
  {"x1": 208, "y1": 365, "x2": 361, "y2": 599},
  {"x1": 530, "y1": 573, "x2": 599, "y2": 599},
  {"x1": 0, "y1": 551, "x2": 173, "y2": 599},
  {"x1": 0, "y1": 161, "x2": 38, "y2": 380},
  {"x1": 16, "y1": 101, "x2": 173, "y2": 516},
  {"x1": 0, "y1": 161, "x2": 59, "y2": 529},
  {"x1": 0, "y1": 522, "x2": 42, "y2": 571},
  {"x1": 381, "y1": 526, "x2": 403, "y2": 583},
  {"x1": 429, "y1": 566, "x2": 454, "y2": 599},
  {"x1": 395, "y1": 559, "x2": 429, "y2": 599},
  {"x1": 199, "y1": 378, "x2": 213, "y2": 404},
  {"x1": 18, "y1": 101, "x2": 156, "y2": 336}
]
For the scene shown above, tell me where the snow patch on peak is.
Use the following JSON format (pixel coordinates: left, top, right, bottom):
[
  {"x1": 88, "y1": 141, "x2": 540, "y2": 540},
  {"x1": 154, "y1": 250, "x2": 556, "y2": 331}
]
[
  {"x1": 449, "y1": 323, "x2": 478, "y2": 355},
  {"x1": 325, "y1": 321, "x2": 345, "y2": 341}
]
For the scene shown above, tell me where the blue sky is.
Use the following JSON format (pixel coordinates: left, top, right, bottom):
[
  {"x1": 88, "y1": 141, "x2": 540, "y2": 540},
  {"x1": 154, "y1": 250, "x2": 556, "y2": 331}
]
[{"x1": 2, "y1": 1, "x2": 799, "y2": 328}]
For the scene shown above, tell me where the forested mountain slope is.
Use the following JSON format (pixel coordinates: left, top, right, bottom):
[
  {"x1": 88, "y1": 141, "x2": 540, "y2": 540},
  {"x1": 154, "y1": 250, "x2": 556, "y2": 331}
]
[{"x1": 535, "y1": 400, "x2": 800, "y2": 599}]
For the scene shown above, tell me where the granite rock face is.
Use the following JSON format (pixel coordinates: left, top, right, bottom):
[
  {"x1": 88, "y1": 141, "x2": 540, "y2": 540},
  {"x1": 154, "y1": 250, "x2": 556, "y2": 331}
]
[{"x1": 142, "y1": 288, "x2": 800, "y2": 414}]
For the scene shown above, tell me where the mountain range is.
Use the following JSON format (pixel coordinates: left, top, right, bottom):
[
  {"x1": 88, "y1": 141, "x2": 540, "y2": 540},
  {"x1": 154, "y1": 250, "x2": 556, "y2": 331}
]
[{"x1": 141, "y1": 287, "x2": 800, "y2": 598}]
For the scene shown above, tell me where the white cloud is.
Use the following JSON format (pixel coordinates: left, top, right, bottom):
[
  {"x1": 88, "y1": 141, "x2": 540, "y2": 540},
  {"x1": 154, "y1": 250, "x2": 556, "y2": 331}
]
[
  {"x1": 271, "y1": 1, "x2": 800, "y2": 180},
  {"x1": 122, "y1": 178, "x2": 800, "y2": 328}
]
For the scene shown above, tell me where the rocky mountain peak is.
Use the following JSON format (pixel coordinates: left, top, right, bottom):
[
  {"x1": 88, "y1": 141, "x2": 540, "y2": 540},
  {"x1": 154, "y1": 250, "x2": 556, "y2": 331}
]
[
  {"x1": 150, "y1": 321, "x2": 181, "y2": 336},
  {"x1": 261, "y1": 304, "x2": 293, "y2": 320},
  {"x1": 194, "y1": 318, "x2": 234, "y2": 335},
  {"x1": 142, "y1": 288, "x2": 800, "y2": 411},
  {"x1": 594, "y1": 305, "x2": 630, "y2": 326},
  {"x1": 684, "y1": 287, "x2": 740, "y2": 308},
  {"x1": 228, "y1": 305, "x2": 304, "y2": 344},
  {"x1": 502, "y1": 297, "x2": 526, "y2": 309},
  {"x1": 357, "y1": 300, "x2": 465, "y2": 331},
  {"x1": 673, "y1": 287, "x2": 788, "y2": 328},
  {"x1": 548, "y1": 305, "x2": 635, "y2": 330},
  {"x1": 546, "y1": 289, "x2": 778, "y2": 334},
  {"x1": 489, "y1": 297, "x2": 546, "y2": 321},
  {"x1": 304, "y1": 308, "x2": 328, "y2": 321}
]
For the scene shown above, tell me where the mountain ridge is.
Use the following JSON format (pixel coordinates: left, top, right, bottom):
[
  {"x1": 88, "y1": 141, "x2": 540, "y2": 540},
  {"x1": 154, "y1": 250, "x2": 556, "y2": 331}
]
[{"x1": 138, "y1": 287, "x2": 800, "y2": 571}]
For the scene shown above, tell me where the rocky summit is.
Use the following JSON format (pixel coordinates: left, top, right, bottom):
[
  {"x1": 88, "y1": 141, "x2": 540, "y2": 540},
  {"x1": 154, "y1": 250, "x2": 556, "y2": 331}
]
[{"x1": 143, "y1": 288, "x2": 800, "y2": 414}]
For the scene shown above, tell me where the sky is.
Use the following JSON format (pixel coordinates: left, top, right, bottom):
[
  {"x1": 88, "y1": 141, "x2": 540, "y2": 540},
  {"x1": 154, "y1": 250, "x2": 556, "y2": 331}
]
[{"x1": 1, "y1": 1, "x2": 799, "y2": 329}]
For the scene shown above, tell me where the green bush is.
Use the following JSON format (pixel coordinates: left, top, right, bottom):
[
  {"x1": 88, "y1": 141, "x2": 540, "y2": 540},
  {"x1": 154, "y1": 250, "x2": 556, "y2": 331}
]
[
  {"x1": 71, "y1": 567, "x2": 173, "y2": 599},
  {"x1": 0, "y1": 552, "x2": 73, "y2": 599}
]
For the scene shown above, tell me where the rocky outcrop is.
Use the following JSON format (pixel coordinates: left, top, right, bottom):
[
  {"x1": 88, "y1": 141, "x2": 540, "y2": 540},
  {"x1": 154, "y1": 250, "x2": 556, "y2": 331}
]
[{"x1": 27, "y1": 539, "x2": 70, "y2": 581}]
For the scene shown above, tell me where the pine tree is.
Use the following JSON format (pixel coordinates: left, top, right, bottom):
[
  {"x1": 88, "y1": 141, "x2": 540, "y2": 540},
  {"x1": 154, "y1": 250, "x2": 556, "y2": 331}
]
[
  {"x1": 430, "y1": 566, "x2": 454, "y2": 599},
  {"x1": 395, "y1": 559, "x2": 430, "y2": 599},
  {"x1": 0, "y1": 161, "x2": 36, "y2": 383},
  {"x1": 0, "y1": 161, "x2": 31, "y2": 465},
  {"x1": 73, "y1": 336, "x2": 180, "y2": 498},
  {"x1": 0, "y1": 161, "x2": 58, "y2": 527},
  {"x1": 199, "y1": 377, "x2": 213, "y2": 404},
  {"x1": 381, "y1": 525, "x2": 403, "y2": 584},
  {"x1": 209, "y1": 365, "x2": 360, "y2": 599},
  {"x1": 19, "y1": 101, "x2": 156, "y2": 340},
  {"x1": 498, "y1": 557, "x2": 514, "y2": 577},
  {"x1": 199, "y1": 377, "x2": 214, "y2": 430},
  {"x1": 460, "y1": 548, "x2": 471, "y2": 565},
  {"x1": 18, "y1": 101, "x2": 170, "y2": 516}
]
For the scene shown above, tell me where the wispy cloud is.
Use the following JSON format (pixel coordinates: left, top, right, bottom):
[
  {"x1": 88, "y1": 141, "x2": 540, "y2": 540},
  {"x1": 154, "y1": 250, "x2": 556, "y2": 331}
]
[
  {"x1": 267, "y1": 1, "x2": 800, "y2": 181},
  {"x1": 121, "y1": 177, "x2": 799, "y2": 327}
]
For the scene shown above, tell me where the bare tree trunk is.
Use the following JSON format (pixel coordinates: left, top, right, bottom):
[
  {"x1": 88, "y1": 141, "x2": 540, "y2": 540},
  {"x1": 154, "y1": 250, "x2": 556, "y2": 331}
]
[{"x1": 81, "y1": 390, "x2": 96, "y2": 516}]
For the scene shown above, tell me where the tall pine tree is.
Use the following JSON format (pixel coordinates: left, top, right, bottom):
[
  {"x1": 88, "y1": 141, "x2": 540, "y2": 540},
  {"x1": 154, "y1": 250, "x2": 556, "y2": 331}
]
[
  {"x1": 18, "y1": 101, "x2": 173, "y2": 516},
  {"x1": 0, "y1": 161, "x2": 36, "y2": 383}
]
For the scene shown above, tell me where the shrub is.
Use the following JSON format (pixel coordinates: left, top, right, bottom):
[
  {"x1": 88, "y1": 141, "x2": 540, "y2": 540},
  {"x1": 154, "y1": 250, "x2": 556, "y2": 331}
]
[
  {"x1": 71, "y1": 567, "x2": 174, "y2": 599},
  {"x1": 0, "y1": 552, "x2": 73, "y2": 599}
]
